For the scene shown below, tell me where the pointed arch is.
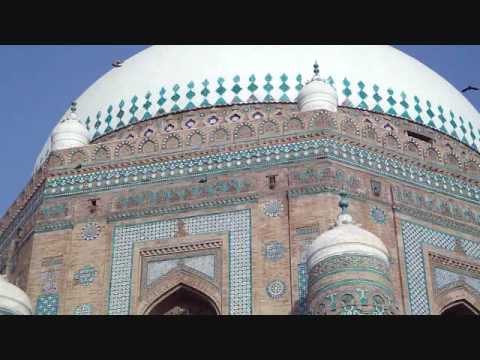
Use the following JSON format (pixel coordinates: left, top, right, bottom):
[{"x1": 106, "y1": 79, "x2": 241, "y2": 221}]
[
  {"x1": 434, "y1": 283, "x2": 480, "y2": 315},
  {"x1": 441, "y1": 300, "x2": 479, "y2": 315},
  {"x1": 137, "y1": 268, "x2": 221, "y2": 315}
]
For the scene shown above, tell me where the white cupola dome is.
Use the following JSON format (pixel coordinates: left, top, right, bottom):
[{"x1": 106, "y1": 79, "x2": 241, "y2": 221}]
[
  {"x1": 297, "y1": 62, "x2": 338, "y2": 113},
  {"x1": 51, "y1": 102, "x2": 90, "y2": 151},
  {"x1": 307, "y1": 194, "x2": 389, "y2": 272},
  {"x1": 0, "y1": 275, "x2": 33, "y2": 315}
]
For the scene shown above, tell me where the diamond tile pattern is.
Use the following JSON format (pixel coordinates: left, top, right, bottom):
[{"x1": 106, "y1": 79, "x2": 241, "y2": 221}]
[
  {"x1": 109, "y1": 210, "x2": 252, "y2": 315},
  {"x1": 79, "y1": 74, "x2": 476, "y2": 150},
  {"x1": 401, "y1": 221, "x2": 480, "y2": 315}
]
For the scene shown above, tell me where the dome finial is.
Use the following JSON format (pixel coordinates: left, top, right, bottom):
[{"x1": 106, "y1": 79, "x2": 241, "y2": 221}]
[
  {"x1": 339, "y1": 190, "x2": 349, "y2": 215},
  {"x1": 297, "y1": 61, "x2": 338, "y2": 113},
  {"x1": 70, "y1": 101, "x2": 77, "y2": 114},
  {"x1": 336, "y1": 191, "x2": 353, "y2": 226},
  {"x1": 313, "y1": 60, "x2": 320, "y2": 78}
]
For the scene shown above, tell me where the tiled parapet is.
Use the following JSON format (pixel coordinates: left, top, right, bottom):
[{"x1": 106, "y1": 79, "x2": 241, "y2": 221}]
[{"x1": 46, "y1": 104, "x2": 480, "y2": 183}]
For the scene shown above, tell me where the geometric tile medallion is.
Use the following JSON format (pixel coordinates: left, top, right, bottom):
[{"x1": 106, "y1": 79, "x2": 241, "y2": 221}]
[
  {"x1": 266, "y1": 280, "x2": 286, "y2": 300},
  {"x1": 400, "y1": 221, "x2": 480, "y2": 315},
  {"x1": 263, "y1": 200, "x2": 284, "y2": 218},
  {"x1": 81, "y1": 222, "x2": 101, "y2": 241},
  {"x1": 370, "y1": 207, "x2": 387, "y2": 225},
  {"x1": 108, "y1": 209, "x2": 252, "y2": 315}
]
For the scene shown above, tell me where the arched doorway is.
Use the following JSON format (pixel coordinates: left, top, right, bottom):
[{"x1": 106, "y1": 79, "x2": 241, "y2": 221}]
[
  {"x1": 441, "y1": 300, "x2": 479, "y2": 316},
  {"x1": 147, "y1": 285, "x2": 219, "y2": 315}
]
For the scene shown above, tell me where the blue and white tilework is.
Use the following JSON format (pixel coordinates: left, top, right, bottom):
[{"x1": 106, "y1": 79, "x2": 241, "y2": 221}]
[
  {"x1": 36, "y1": 293, "x2": 59, "y2": 315},
  {"x1": 263, "y1": 200, "x2": 284, "y2": 217},
  {"x1": 73, "y1": 266, "x2": 98, "y2": 287},
  {"x1": 109, "y1": 210, "x2": 252, "y2": 315},
  {"x1": 81, "y1": 223, "x2": 101, "y2": 241},
  {"x1": 401, "y1": 221, "x2": 480, "y2": 314},
  {"x1": 73, "y1": 304, "x2": 93, "y2": 315},
  {"x1": 370, "y1": 207, "x2": 387, "y2": 225},
  {"x1": 434, "y1": 268, "x2": 480, "y2": 293},
  {"x1": 146, "y1": 254, "x2": 215, "y2": 286},
  {"x1": 263, "y1": 241, "x2": 285, "y2": 262},
  {"x1": 297, "y1": 263, "x2": 308, "y2": 314}
]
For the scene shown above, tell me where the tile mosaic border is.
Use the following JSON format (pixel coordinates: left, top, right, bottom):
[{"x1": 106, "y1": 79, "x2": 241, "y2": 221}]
[
  {"x1": 400, "y1": 220, "x2": 480, "y2": 314},
  {"x1": 108, "y1": 209, "x2": 252, "y2": 315},
  {"x1": 45, "y1": 138, "x2": 480, "y2": 209}
]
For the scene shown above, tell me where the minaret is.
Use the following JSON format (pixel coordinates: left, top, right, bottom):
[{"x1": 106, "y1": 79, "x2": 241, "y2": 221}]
[
  {"x1": 297, "y1": 61, "x2": 338, "y2": 113},
  {"x1": 306, "y1": 193, "x2": 398, "y2": 315},
  {"x1": 51, "y1": 102, "x2": 90, "y2": 151}
]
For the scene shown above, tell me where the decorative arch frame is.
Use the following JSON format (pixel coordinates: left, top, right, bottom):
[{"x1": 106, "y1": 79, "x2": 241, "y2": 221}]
[
  {"x1": 434, "y1": 284, "x2": 480, "y2": 315},
  {"x1": 138, "y1": 138, "x2": 159, "y2": 154},
  {"x1": 340, "y1": 117, "x2": 360, "y2": 137},
  {"x1": 69, "y1": 149, "x2": 88, "y2": 164},
  {"x1": 404, "y1": 140, "x2": 422, "y2": 157},
  {"x1": 114, "y1": 141, "x2": 135, "y2": 158},
  {"x1": 382, "y1": 132, "x2": 401, "y2": 150},
  {"x1": 47, "y1": 153, "x2": 65, "y2": 168},
  {"x1": 233, "y1": 122, "x2": 256, "y2": 141},
  {"x1": 258, "y1": 119, "x2": 280, "y2": 136},
  {"x1": 361, "y1": 123, "x2": 379, "y2": 142},
  {"x1": 92, "y1": 145, "x2": 111, "y2": 162},
  {"x1": 137, "y1": 269, "x2": 222, "y2": 315}
]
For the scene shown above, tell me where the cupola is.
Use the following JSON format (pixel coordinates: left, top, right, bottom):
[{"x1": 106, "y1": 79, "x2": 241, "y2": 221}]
[
  {"x1": 305, "y1": 193, "x2": 398, "y2": 315},
  {"x1": 51, "y1": 102, "x2": 90, "y2": 151},
  {"x1": 297, "y1": 61, "x2": 338, "y2": 113}
]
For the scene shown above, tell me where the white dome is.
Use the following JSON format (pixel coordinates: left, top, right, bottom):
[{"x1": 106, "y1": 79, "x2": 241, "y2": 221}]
[
  {"x1": 0, "y1": 275, "x2": 33, "y2": 315},
  {"x1": 307, "y1": 214, "x2": 390, "y2": 272},
  {"x1": 51, "y1": 104, "x2": 90, "y2": 152},
  {"x1": 34, "y1": 45, "x2": 480, "y2": 169},
  {"x1": 297, "y1": 77, "x2": 338, "y2": 113}
]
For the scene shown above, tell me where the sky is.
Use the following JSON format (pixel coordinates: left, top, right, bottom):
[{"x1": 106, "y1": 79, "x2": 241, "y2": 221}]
[{"x1": 0, "y1": 45, "x2": 479, "y2": 216}]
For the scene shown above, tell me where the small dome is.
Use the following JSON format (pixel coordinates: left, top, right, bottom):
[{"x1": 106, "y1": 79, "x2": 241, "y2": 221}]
[
  {"x1": 307, "y1": 207, "x2": 389, "y2": 272},
  {"x1": 0, "y1": 275, "x2": 33, "y2": 315},
  {"x1": 297, "y1": 62, "x2": 338, "y2": 113},
  {"x1": 51, "y1": 102, "x2": 90, "y2": 151}
]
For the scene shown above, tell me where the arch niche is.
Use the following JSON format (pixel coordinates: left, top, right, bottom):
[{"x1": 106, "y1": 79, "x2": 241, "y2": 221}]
[
  {"x1": 144, "y1": 284, "x2": 220, "y2": 316},
  {"x1": 434, "y1": 284, "x2": 480, "y2": 316},
  {"x1": 441, "y1": 300, "x2": 479, "y2": 316}
]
